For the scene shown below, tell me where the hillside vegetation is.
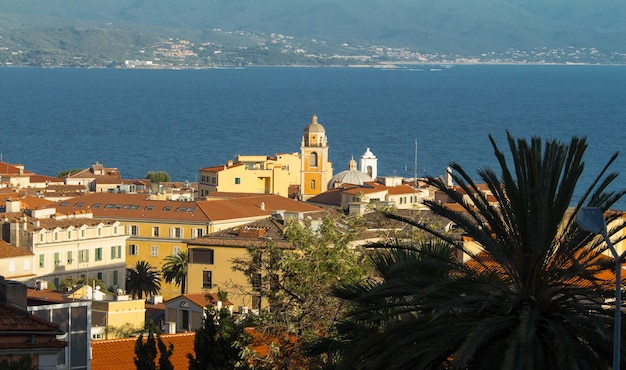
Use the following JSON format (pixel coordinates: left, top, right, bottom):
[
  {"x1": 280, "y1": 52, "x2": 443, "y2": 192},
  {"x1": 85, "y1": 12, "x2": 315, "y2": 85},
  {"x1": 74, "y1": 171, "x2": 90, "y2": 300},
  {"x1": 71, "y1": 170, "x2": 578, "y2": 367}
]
[{"x1": 1, "y1": 0, "x2": 625, "y2": 67}]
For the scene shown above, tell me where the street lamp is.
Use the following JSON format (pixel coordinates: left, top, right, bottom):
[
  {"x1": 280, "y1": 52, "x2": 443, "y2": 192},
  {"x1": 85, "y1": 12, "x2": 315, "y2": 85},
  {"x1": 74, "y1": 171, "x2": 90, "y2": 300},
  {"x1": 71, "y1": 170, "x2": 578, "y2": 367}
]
[{"x1": 576, "y1": 207, "x2": 622, "y2": 369}]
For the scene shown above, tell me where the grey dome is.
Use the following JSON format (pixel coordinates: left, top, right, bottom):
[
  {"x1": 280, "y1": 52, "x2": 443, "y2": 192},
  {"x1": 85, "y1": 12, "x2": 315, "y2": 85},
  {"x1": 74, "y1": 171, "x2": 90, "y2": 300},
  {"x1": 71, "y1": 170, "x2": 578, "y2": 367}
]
[{"x1": 328, "y1": 157, "x2": 373, "y2": 189}]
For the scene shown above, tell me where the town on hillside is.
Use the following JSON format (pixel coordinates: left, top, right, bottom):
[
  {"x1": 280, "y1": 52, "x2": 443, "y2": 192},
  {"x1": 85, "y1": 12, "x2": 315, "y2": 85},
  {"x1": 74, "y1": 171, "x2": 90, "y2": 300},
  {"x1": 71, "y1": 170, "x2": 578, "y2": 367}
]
[{"x1": 1, "y1": 115, "x2": 625, "y2": 369}]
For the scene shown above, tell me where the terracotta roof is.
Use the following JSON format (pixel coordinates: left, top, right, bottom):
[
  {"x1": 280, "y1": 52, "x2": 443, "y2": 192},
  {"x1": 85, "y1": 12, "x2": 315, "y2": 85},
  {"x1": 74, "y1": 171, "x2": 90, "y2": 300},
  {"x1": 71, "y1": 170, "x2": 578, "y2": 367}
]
[
  {"x1": 195, "y1": 194, "x2": 322, "y2": 222},
  {"x1": 307, "y1": 188, "x2": 344, "y2": 206},
  {"x1": 199, "y1": 163, "x2": 245, "y2": 172},
  {"x1": 189, "y1": 218, "x2": 294, "y2": 249},
  {"x1": 90, "y1": 332, "x2": 195, "y2": 370},
  {"x1": 0, "y1": 162, "x2": 33, "y2": 176},
  {"x1": 387, "y1": 184, "x2": 420, "y2": 195},
  {"x1": 54, "y1": 193, "x2": 211, "y2": 222},
  {"x1": 0, "y1": 240, "x2": 33, "y2": 258},
  {"x1": 0, "y1": 302, "x2": 66, "y2": 349},
  {"x1": 26, "y1": 288, "x2": 65, "y2": 305},
  {"x1": 2, "y1": 212, "x2": 118, "y2": 232},
  {"x1": 164, "y1": 292, "x2": 230, "y2": 308},
  {"x1": 0, "y1": 194, "x2": 56, "y2": 210}
]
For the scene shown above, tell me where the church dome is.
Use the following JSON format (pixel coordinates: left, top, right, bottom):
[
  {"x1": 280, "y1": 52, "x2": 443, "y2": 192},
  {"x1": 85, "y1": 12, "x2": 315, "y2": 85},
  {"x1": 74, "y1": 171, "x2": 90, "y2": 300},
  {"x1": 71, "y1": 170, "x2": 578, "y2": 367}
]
[
  {"x1": 328, "y1": 157, "x2": 373, "y2": 189},
  {"x1": 304, "y1": 114, "x2": 325, "y2": 134}
]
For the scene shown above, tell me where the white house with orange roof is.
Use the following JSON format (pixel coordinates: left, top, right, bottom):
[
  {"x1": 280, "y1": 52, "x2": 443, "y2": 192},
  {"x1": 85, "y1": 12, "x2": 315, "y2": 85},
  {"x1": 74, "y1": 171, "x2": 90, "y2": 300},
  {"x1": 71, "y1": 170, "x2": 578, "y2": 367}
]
[
  {"x1": 164, "y1": 292, "x2": 232, "y2": 332},
  {"x1": 0, "y1": 161, "x2": 63, "y2": 189},
  {"x1": 64, "y1": 162, "x2": 123, "y2": 193},
  {"x1": 1, "y1": 199, "x2": 128, "y2": 290}
]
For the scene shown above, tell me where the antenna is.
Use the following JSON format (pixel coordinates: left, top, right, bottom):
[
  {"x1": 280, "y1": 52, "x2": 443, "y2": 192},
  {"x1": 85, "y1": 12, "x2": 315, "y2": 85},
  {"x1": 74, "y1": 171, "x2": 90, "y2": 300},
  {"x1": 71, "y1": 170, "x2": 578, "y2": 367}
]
[{"x1": 414, "y1": 139, "x2": 418, "y2": 189}]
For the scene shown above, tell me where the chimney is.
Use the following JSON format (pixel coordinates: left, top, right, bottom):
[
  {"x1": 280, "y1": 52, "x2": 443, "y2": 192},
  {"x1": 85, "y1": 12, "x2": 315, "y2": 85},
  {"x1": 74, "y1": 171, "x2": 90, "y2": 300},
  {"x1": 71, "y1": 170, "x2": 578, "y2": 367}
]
[
  {"x1": 6, "y1": 199, "x2": 21, "y2": 213},
  {"x1": 445, "y1": 167, "x2": 453, "y2": 188},
  {"x1": 0, "y1": 277, "x2": 27, "y2": 310}
]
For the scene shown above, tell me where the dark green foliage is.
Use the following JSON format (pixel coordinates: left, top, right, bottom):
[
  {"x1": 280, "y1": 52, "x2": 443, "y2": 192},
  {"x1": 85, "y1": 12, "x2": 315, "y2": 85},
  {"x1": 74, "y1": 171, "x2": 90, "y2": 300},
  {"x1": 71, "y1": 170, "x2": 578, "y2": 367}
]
[
  {"x1": 134, "y1": 330, "x2": 174, "y2": 370},
  {"x1": 145, "y1": 171, "x2": 171, "y2": 184},
  {"x1": 162, "y1": 251, "x2": 188, "y2": 295},
  {"x1": 322, "y1": 133, "x2": 626, "y2": 369},
  {"x1": 187, "y1": 307, "x2": 250, "y2": 370},
  {"x1": 126, "y1": 261, "x2": 161, "y2": 300},
  {"x1": 0, "y1": 355, "x2": 36, "y2": 370},
  {"x1": 56, "y1": 169, "x2": 82, "y2": 178}
]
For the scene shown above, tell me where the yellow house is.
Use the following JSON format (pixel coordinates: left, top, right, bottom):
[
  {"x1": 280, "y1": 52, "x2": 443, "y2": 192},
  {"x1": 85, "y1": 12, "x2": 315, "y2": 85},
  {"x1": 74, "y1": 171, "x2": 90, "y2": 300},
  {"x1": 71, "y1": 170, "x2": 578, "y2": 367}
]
[
  {"x1": 186, "y1": 218, "x2": 295, "y2": 311},
  {"x1": 198, "y1": 153, "x2": 301, "y2": 198}
]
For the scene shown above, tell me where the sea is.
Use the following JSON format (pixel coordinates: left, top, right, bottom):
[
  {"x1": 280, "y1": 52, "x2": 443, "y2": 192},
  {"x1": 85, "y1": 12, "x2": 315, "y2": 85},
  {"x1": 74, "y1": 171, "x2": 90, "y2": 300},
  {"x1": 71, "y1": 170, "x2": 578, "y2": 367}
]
[{"x1": 1, "y1": 65, "x2": 626, "y2": 209}]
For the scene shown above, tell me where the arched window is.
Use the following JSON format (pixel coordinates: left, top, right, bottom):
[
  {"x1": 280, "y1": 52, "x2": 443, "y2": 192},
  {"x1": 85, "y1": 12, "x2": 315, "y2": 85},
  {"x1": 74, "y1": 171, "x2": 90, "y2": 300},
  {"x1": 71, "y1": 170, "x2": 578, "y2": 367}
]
[
  {"x1": 310, "y1": 179, "x2": 316, "y2": 190},
  {"x1": 310, "y1": 152, "x2": 318, "y2": 167},
  {"x1": 367, "y1": 165, "x2": 373, "y2": 177}
]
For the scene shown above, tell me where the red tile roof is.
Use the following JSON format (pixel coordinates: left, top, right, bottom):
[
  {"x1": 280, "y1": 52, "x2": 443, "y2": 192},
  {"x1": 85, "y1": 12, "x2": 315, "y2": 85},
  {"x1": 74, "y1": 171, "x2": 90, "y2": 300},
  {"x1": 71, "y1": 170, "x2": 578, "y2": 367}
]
[
  {"x1": 0, "y1": 302, "x2": 66, "y2": 350},
  {"x1": 0, "y1": 240, "x2": 33, "y2": 258},
  {"x1": 90, "y1": 333, "x2": 195, "y2": 370}
]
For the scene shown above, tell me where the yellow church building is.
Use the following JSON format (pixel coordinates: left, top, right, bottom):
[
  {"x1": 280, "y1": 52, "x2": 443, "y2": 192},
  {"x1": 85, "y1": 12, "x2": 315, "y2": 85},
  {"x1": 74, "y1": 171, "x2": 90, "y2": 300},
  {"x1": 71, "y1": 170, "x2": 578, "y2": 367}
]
[{"x1": 198, "y1": 114, "x2": 333, "y2": 200}]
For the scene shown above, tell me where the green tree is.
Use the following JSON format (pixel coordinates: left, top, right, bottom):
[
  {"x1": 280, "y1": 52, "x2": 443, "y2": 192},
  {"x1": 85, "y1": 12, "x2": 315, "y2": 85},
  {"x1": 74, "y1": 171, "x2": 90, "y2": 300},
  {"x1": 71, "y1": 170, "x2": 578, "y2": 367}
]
[
  {"x1": 323, "y1": 133, "x2": 626, "y2": 369},
  {"x1": 231, "y1": 215, "x2": 370, "y2": 368},
  {"x1": 134, "y1": 330, "x2": 173, "y2": 370},
  {"x1": 0, "y1": 355, "x2": 36, "y2": 370},
  {"x1": 126, "y1": 261, "x2": 161, "y2": 300},
  {"x1": 56, "y1": 168, "x2": 82, "y2": 178},
  {"x1": 187, "y1": 307, "x2": 250, "y2": 370},
  {"x1": 162, "y1": 251, "x2": 188, "y2": 295},
  {"x1": 146, "y1": 171, "x2": 171, "y2": 184}
]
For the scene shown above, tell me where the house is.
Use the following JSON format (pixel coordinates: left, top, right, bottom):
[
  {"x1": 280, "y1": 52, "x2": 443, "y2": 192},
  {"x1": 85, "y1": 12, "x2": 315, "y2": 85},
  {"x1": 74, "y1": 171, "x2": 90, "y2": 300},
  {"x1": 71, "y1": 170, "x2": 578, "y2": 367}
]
[
  {"x1": 198, "y1": 153, "x2": 301, "y2": 198},
  {"x1": 163, "y1": 292, "x2": 230, "y2": 332},
  {"x1": 55, "y1": 192, "x2": 323, "y2": 299},
  {"x1": 64, "y1": 162, "x2": 123, "y2": 193},
  {"x1": 186, "y1": 217, "x2": 297, "y2": 310},
  {"x1": 1, "y1": 199, "x2": 129, "y2": 290},
  {"x1": 0, "y1": 279, "x2": 67, "y2": 370},
  {"x1": 0, "y1": 161, "x2": 63, "y2": 190}
]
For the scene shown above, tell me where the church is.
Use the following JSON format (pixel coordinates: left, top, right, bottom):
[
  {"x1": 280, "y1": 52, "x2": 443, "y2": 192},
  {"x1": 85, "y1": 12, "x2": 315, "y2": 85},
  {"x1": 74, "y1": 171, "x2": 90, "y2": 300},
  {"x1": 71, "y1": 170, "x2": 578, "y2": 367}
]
[{"x1": 198, "y1": 114, "x2": 376, "y2": 201}]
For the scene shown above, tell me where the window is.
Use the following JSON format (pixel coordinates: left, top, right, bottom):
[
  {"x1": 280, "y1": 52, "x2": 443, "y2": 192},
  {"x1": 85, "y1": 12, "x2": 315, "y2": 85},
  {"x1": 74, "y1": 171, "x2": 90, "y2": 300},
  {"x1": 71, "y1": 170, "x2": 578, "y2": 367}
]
[
  {"x1": 235, "y1": 177, "x2": 241, "y2": 185},
  {"x1": 97, "y1": 272, "x2": 103, "y2": 280},
  {"x1": 130, "y1": 225, "x2": 139, "y2": 236},
  {"x1": 211, "y1": 176, "x2": 216, "y2": 184},
  {"x1": 153, "y1": 226, "x2": 160, "y2": 237},
  {"x1": 67, "y1": 251, "x2": 73, "y2": 264},
  {"x1": 113, "y1": 270, "x2": 119, "y2": 286},
  {"x1": 39, "y1": 233, "x2": 44, "y2": 242},
  {"x1": 170, "y1": 227, "x2": 183, "y2": 238},
  {"x1": 111, "y1": 245, "x2": 121, "y2": 259},
  {"x1": 54, "y1": 232, "x2": 59, "y2": 241},
  {"x1": 251, "y1": 273, "x2": 262, "y2": 291},
  {"x1": 39, "y1": 254, "x2": 45, "y2": 268},
  {"x1": 128, "y1": 244, "x2": 138, "y2": 256},
  {"x1": 192, "y1": 249, "x2": 214, "y2": 264},
  {"x1": 202, "y1": 270, "x2": 213, "y2": 289},
  {"x1": 310, "y1": 179, "x2": 316, "y2": 190},
  {"x1": 95, "y1": 248, "x2": 103, "y2": 261},
  {"x1": 67, "y1": 230, "x2": 72, "y2": 239},
  {"x1": 173, "y1": 246, "x2": 181, "y2": 256},
  {"x1": 151, "y1": 245, "x2": 158, "y2": 256},
  {"x1": 79, "y1": 250, "x2": 89, "y2": 263},
  {"x1": 191, "y1": 228, "x2": 205, "y2": 238},
  {"x1": 81, "y1": 229, "x2": 86, "y2": 238},
  {"x1": 310, "y1": 152, "x2": 318, "y2": 167},
  {"x1": 114, "y1": 226, "x2": 118, "y2": 235},
  {"x1": 54, "y1": 252, "x2": 60, "y2": 266}
]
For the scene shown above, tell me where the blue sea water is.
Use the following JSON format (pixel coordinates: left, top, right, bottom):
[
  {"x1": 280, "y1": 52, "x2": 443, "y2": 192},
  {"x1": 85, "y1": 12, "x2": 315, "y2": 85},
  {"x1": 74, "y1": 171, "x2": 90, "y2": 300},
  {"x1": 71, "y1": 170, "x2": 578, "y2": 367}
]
[{"x1": 1, "y1": 65, "x2": 626, "y2": 208}]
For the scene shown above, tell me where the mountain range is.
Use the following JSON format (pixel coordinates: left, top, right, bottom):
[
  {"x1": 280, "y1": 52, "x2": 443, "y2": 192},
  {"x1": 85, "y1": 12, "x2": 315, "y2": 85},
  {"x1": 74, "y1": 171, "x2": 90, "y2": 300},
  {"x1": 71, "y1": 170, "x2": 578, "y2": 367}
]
[{"x1": 1, "y1": 0, "x2": 625, "y2": 65}]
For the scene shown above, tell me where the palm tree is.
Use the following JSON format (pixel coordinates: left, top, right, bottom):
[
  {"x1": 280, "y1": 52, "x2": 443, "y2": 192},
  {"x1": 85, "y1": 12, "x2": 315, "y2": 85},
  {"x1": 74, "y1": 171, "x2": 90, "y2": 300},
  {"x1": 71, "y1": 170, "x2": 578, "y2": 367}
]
[
  {"x1": 126, "y1": 260, "x2": 161, "y2": 300},
  {"x1": 323, "y1": 133, "x2": 626, "y2": 369},
  {"x1": 162, "y1": 251, "x2": 188, "y2": 295}
]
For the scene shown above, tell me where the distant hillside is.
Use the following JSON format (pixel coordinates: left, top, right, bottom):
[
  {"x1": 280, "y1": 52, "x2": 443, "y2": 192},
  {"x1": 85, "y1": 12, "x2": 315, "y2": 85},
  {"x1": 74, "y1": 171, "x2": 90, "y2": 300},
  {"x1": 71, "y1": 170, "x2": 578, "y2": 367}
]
[
  {"x1": 1, "y1": 0, "x2": 625, "y2": 54},
  {"x1": 1, "y1": 0, "x2": 625, "y2": 67}
]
